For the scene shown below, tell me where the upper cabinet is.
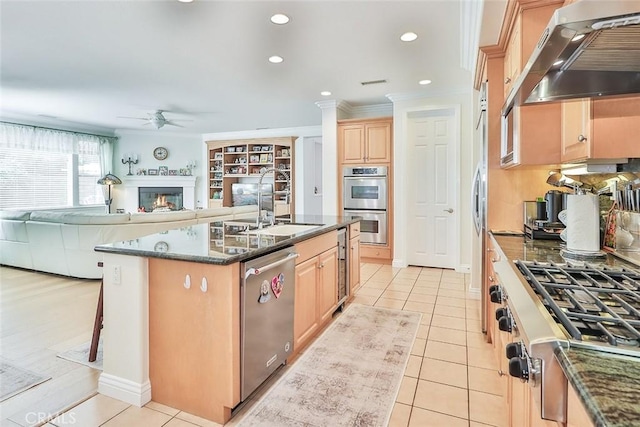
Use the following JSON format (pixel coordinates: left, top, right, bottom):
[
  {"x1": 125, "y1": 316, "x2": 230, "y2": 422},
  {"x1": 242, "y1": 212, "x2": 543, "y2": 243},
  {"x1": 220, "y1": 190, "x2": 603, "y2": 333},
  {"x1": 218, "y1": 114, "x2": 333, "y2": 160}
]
[
  {"x1": 561, "y1": 96, "x2": 640, "y2": 163},
  {"x1": 503, "y1": 14, "x2": 521, "y2": 101},
  {"x1": 338, "y1": 117, "x2": 392, "y2": 164}
]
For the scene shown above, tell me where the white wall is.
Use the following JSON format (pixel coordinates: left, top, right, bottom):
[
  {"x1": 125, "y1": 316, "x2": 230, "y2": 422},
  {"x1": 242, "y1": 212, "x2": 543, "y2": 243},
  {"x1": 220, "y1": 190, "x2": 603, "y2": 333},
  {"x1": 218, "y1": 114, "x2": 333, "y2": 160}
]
[
  {"x1": 389, "y1": 91, "x2": 474, "y2": 272},
  {"x1": 111, "y1": 131, "x2": 203, "y2": 212}
]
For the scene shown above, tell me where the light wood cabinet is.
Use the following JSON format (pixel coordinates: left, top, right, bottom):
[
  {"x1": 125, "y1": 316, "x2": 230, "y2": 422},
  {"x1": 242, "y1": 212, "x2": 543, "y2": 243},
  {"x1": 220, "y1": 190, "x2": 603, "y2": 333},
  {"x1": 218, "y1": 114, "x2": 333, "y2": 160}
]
[
  {"x1": 349, "y1": 223, "x2": 361, "y2": 296},
  {"x1": 503, "y1": 14, "x2": 521, "y2": 100},
  {"x1": 294, "y1": 256, "x2": 321, "y2": 350},
  {"x1": 338, "y1": 117, "x2": 392, "y2": 164},
  {"x1": 561, "y1": 96, "x2": 640, "y2": 163},
  {"x1": 567, "y1": 382, "x2": 594, "y2": 427},
  {"x1": 293, "y1": 231, "x2": 339, "y2": 352},
  {"x1": 317, "y1": 247, "x2": 339, "y2": 324},
  {"x1": 148, "y1": 258, "x2": 240, "y2": 424},
  {"x1": 206, "y1": 137, "x2": 295, "y2": 212},
  {"x1": 293, "y1": 247, "x2": 338, "y2": 351}
]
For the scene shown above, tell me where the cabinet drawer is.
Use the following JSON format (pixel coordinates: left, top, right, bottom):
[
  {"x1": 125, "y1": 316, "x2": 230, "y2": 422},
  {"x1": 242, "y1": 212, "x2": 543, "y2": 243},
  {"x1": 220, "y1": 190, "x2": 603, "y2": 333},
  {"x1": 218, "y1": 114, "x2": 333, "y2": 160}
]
[
  {"x1": 294, "y1": 231, "x2": 337, "y2": 265},
  {"x1": 360, "y1": 245, "x2": 391, "y2": 260},
  {"x1": 349, "y1": 222, "x2": 360, "y2": 238}
]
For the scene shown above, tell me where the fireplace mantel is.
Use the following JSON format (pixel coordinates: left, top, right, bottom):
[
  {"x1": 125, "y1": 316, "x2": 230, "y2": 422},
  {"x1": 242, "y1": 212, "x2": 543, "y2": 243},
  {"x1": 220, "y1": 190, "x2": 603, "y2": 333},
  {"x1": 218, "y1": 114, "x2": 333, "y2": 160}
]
[{"x1": 123, "y1": 176, "x2": 197, "y2": 212}]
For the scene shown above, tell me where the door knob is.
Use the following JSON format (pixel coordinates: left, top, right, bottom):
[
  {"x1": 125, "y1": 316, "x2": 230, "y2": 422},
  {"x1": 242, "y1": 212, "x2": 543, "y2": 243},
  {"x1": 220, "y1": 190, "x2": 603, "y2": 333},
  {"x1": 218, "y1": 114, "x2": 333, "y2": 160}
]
[{"x1": 443, "y1": 208, "x2": 454, "y2": 213}]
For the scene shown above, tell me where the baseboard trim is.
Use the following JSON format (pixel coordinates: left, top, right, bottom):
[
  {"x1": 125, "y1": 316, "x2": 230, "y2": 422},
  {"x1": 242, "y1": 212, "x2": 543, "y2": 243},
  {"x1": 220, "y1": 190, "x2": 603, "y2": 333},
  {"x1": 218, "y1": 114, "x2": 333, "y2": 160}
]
[
  {"x1": 456, "y1": 264, "x2": 470, "y2": 273},
  {"x1": 392, "y1": 259, "x2": 407, "y2": 268},
  {"x1": 98, "y1": 373, "x2": 151, "y2": 407},
  {"x1": 467, "y1": 287, "x2": 481, "y2": 300}
]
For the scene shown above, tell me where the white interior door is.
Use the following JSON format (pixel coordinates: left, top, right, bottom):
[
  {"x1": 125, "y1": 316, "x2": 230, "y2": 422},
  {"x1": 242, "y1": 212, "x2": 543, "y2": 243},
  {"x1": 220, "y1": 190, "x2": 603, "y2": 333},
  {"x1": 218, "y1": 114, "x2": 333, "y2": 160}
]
[{"x1": 407, "y1": 109, "x2": 457, "y2": 268}]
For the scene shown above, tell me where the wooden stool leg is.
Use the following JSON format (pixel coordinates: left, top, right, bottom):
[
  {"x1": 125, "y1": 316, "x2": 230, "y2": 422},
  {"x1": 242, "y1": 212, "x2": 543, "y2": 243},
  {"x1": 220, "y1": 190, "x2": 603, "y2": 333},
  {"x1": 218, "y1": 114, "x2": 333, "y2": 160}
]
[{"x1": 89, "y1": 280, "x2": 104, "y2": 362}]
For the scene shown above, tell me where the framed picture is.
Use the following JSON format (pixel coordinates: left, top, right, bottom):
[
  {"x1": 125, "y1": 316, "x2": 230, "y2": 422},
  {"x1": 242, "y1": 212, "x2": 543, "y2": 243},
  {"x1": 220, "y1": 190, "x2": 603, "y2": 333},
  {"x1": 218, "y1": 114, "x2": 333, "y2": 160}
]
[
  {"x1": 260, "y1": 153, "x2": 269, "y2": 163},
  {"x1": 148, "y1": 168, "x2": 158, "y2": 176},
  {"x1": 179, "y1": 168, "x2": 188, "y2": 176},
  {"x1": 250, "y1": 154, "x2": 260, "y2": 163},
  {"x1": 158, "y1": 166, "x2": 169, "y2": 176},
  {"x1": 169, "y1": 169, "x2": 178, "y2": 176}
]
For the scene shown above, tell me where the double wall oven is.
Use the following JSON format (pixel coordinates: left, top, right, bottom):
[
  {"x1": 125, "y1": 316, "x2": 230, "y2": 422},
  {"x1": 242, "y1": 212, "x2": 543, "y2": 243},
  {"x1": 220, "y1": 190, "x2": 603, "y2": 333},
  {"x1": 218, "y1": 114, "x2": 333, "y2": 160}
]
[{"x1": 343, "y1": 166, "x2": 387, "y2": 245}]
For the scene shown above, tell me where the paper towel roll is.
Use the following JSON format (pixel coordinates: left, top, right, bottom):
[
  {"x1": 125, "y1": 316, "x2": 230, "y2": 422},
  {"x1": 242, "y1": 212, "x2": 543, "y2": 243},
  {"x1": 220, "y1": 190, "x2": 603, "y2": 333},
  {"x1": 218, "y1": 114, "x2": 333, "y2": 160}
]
[{"x1": 566, "y1": 194, "x2": 600, "y2": 253}]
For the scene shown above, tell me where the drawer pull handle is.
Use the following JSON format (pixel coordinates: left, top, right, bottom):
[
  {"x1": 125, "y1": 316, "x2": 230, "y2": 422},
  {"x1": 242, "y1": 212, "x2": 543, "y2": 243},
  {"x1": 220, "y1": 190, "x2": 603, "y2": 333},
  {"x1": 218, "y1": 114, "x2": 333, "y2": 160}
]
[{"x1": 184, "y1": 274, "x2": 191, "y2": 289}]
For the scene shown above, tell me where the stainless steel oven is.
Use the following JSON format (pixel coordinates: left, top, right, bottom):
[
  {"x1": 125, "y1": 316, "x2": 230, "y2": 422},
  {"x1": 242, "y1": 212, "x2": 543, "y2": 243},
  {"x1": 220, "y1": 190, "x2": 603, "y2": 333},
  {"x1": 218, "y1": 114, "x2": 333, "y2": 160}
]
[
  {"x1": 343, "y1": 209, "x2": 387, "y2": 245},
  {"x1": 343, "y1": 166, "x2": 388, "y2": 245},
  {"x1": 343, "y1": 166, "x2": 387, "y2": 211}
]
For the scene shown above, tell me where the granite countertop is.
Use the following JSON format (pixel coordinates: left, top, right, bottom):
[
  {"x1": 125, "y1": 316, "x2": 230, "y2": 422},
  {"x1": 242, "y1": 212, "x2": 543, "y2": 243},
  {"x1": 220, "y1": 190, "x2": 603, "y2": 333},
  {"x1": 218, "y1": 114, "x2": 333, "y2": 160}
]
[
  {"x1": 491, "y1": 233, "x2": 640, "y2": 426},
  {"x1": 95, "y1": 214, "x2": 360, "y2": 265},
  {"x1": 556, "y1": 347, "x2": 640, "y2": 427}
]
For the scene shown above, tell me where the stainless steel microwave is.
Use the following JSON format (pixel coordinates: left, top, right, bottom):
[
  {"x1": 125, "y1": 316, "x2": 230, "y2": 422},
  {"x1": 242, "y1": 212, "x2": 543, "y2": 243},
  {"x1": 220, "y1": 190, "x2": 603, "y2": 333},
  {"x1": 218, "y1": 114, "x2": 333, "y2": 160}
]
[{"x1": 500, "y1": 104, "x2": 519, "y2": 167}]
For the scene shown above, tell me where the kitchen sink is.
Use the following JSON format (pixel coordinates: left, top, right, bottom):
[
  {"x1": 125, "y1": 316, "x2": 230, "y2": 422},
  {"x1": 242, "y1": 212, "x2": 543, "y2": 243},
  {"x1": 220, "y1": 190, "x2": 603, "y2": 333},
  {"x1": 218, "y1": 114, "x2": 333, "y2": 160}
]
[{"x1": 247, "y1": 224, "x2": 320, "y2": 236}]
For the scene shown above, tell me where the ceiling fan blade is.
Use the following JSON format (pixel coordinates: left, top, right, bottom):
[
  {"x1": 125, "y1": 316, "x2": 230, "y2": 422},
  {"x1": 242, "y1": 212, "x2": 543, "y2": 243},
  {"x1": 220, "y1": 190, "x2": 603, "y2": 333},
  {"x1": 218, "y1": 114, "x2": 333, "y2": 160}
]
[
  {"x1": 165, "y1": 121, "x2": 185, "y2": 128},
  {"x1": 117, "y1": 116, "x2": 148, "y2": 120}
]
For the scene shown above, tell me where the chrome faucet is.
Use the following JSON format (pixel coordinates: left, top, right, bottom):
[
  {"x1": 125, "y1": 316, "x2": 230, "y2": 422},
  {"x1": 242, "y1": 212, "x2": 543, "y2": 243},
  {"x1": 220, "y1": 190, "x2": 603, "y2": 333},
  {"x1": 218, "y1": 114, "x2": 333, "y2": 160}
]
[{"x1": 256, "y1": 167, "x2": 290, "y2": 228}]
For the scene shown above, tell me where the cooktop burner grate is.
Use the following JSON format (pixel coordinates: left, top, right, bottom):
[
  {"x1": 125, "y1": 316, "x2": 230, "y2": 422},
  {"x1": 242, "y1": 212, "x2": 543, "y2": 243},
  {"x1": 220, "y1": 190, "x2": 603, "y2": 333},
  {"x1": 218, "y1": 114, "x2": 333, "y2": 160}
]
[{"x1": 516, "y1": 260, "x2": 640, "y2": 347}]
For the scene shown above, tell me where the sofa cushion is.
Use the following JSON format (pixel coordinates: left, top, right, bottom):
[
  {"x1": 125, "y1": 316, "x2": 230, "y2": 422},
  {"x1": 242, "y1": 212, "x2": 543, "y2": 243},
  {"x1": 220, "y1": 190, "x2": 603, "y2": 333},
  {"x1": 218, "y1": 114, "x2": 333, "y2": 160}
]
[
  {"x1": 129, "y1": 210, "x2": 196, "y2": 224},
  {"x1": 29, "y1": 211, "x2": 131, "y2": 225},
  {"x1": 195, "y1": 207, "x2": 233, "y2": 219},
  {"x1": 0, "y1": 210, "x2": 31, "y2": 221}
]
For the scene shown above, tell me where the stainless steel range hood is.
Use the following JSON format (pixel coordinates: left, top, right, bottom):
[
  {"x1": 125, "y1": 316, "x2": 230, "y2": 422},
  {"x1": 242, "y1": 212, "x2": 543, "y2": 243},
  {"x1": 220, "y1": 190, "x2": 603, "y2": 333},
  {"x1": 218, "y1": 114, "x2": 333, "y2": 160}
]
[{"x1": 503, "y1": 0, "x2": 640, "y2": 115}]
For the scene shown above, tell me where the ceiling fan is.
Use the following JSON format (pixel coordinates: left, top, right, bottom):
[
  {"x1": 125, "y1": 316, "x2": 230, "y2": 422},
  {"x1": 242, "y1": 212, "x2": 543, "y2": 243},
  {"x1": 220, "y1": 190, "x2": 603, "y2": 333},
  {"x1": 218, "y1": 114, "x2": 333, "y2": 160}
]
[{"x1": 117, "y1": 110, "x2": 192, "y2": 129}]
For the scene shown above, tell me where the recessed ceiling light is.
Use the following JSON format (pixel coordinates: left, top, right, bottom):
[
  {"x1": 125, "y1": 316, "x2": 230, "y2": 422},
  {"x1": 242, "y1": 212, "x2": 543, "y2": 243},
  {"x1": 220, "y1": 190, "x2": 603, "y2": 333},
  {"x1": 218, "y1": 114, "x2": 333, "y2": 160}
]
[
  {"x1": 268, "y1": 55, "x2": 284, "y2": 64},
  {"x1": 271, "y1": 13, "x2": 290, "y2": 25},
  {"x1": 571, "y1": 34, "x2": 585, "y2": 42},
  {"x1": 320, "y1": 91, "x2": 332, "y2": 96},
  {"x1": 177, "y1": 0, "x2": 194, "y2": 3},
  {"x1": 419, "y1": 79, "x2": 432, "y2": 85},
  {"x1": 400, "y1": 32, "x2": 418, "y2": 42}
]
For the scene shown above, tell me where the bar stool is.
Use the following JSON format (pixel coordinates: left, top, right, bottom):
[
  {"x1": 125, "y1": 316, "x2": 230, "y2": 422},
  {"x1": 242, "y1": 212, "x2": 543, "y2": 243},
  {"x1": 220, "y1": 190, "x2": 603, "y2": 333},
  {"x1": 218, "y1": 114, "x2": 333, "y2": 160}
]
[{"x1": 89, "y1": 261, "x2": 104, "y2": 362}]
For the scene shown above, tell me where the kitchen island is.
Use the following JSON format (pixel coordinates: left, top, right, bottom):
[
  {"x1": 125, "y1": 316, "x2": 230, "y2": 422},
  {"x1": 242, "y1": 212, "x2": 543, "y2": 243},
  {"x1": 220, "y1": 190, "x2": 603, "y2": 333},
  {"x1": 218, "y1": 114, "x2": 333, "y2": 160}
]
[
  {"x1": 491, "y1": 234, "x2": 640, "y2": 426},
  {"x1": 94, "y1": 214, "x2": 360, "y2": 424}
]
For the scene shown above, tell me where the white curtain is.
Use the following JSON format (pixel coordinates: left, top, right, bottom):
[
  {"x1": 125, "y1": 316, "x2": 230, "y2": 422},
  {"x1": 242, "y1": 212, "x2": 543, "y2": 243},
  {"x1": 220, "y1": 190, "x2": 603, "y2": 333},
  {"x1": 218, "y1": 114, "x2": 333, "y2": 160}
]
[{"x1": 0, "y1": 122, "x2": 117, "y2": 173}]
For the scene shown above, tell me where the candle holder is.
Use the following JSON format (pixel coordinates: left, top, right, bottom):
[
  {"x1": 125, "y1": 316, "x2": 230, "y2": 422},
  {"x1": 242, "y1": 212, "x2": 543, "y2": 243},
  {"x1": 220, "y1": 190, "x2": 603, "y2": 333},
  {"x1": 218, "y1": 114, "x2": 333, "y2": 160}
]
[{"x1": 122, "y1": 154, "x2": 139, "y2": 176}]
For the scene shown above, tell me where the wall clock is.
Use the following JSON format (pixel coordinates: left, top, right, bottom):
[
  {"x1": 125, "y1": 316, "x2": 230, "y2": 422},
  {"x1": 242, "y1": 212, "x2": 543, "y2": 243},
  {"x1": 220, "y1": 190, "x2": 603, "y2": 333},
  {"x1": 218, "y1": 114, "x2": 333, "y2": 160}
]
[
  {"x1": 154, "y1": 241, "x2": 169, "y2": 252},
  {"x1": 153, "y1": 146, "x2": 169, "y2": 161}
]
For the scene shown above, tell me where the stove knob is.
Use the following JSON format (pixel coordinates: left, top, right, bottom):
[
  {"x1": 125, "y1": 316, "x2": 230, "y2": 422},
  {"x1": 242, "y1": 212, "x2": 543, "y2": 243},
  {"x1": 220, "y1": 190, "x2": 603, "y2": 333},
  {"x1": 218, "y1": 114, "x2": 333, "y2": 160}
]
[
  {"x1": 505, "y1": 342, "x2": 522, "y2": 359},
  {"x1": 495, "y1": 307, "x2": 508, "y2": 321},
  {"x1": 489, "y1": 286, "x2": 502, "y2": 303},
  {"x1": 498, "y1": 315, "x2": 512, "y2": 332},
  {"x1": 508, "y1": 357, "x2": 529, "y2": 381}
]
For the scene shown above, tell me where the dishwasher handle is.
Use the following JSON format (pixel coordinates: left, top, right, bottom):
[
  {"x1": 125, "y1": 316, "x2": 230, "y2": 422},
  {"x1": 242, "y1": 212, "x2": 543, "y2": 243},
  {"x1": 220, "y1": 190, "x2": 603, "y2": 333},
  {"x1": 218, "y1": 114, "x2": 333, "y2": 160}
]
[{"x1": 244, "y1": 252, "x2": 299, "y2": 280}]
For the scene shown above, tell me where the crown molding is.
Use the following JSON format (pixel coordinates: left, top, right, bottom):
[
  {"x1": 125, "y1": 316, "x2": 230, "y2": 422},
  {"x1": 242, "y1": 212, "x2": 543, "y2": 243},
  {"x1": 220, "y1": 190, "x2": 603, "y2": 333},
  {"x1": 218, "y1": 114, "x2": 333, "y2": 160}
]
[{"x1": 201, "y1": 125, "x2": 322, "y2": 141}]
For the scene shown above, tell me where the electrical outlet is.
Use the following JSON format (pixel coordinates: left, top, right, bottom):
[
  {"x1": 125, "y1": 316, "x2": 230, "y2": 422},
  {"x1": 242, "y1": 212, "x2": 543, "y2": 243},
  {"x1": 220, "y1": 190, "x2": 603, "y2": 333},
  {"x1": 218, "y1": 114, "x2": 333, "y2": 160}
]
[{"x1": 113, "y1": 265, "x2": 121, "y2": 284}]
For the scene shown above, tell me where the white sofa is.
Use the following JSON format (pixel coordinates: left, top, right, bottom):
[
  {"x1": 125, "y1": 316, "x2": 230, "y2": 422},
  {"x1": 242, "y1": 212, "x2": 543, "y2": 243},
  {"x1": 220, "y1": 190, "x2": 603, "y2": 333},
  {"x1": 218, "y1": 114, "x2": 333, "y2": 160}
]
[{"x1": 0, "y1": 206, "x2": 257, "y2": 279}]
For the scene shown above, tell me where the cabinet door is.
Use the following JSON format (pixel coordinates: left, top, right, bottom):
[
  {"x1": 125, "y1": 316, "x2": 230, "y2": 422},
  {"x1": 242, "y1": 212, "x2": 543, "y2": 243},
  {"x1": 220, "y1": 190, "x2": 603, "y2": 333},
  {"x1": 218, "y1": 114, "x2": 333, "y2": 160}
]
[
  {"x1": 567, "y1": 383, "x2": 594, "y2": 427},
  {"x1": 349, "y1": 235, "x2": 361, "y2": 295},
  {"x1": 317, "y1": 246, "x2": 338, "y2": 324},
  {"x1": 365, "y1": 122, "x2": 391, "y2": 163},
  {"x1": 510, "y1": 374, "x2": 529, "y2": 427},
  {"x1": 561, "y1": 99, "x2": 591, "y2": 162},
  {"x1": 504, "y1": 16, "x2": 521, "y2": 100},
  {"x1": 294, "y1": 257, "x2": 319, "y2": 350},
  {"x1": 340, "y1": 125, "x2": 365, "y2": 164}
]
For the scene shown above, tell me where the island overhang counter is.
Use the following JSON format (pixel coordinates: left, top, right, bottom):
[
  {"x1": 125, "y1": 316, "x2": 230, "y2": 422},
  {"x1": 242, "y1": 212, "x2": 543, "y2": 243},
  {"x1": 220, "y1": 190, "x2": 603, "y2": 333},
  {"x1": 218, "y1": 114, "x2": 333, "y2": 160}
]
[{"x1": 93, "y1": 215, "x2": 361, "y2": 424}]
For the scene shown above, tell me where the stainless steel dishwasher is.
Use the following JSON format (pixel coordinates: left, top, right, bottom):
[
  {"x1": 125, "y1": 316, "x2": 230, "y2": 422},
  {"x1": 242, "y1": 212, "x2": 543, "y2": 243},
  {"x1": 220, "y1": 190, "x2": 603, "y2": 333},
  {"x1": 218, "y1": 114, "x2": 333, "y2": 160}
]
[{"x1": 240, "y1": 247, "x2": 298, "y2": 401}]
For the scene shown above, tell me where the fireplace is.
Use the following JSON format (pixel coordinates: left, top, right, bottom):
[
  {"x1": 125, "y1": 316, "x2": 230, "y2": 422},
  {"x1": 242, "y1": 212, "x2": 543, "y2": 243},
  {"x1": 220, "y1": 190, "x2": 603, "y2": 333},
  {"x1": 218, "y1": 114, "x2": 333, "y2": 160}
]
[
  {"x1": 122, "y1": 176, "x2": 196, "y2": 213},
  {"x1": 139, "y1": 187, "x2": 184, "y2": 212}
]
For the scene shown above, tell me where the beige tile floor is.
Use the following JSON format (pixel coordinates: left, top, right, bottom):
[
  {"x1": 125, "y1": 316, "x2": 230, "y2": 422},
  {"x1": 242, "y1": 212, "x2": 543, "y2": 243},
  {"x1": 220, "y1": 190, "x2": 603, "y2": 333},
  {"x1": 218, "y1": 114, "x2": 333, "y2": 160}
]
[{"x1": 44, "y1": 263, "x2": 506, "y2": 427}]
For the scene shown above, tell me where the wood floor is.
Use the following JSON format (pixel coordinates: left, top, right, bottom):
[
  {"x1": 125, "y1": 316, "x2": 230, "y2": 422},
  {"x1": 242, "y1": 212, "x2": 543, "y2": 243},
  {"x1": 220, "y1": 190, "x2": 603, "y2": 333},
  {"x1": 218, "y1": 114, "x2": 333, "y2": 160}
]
[{"x1": 0, "y1": 266, "x2": 101, "y2": 427}]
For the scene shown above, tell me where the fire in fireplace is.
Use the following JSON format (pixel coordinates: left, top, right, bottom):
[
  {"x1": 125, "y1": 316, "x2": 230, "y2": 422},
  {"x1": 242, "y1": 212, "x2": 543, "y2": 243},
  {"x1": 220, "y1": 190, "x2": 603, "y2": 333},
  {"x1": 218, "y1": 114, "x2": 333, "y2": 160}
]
[{"x1": 138, "y1": 187, "x2": 184, "y2": 212}]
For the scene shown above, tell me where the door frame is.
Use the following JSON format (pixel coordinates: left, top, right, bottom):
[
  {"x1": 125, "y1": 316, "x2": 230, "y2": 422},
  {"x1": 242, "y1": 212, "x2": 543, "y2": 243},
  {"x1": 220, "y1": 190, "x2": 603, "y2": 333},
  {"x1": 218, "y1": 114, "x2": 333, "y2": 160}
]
[{"x1": 391, "y1": 102, "x2": 462, "y2": 270}]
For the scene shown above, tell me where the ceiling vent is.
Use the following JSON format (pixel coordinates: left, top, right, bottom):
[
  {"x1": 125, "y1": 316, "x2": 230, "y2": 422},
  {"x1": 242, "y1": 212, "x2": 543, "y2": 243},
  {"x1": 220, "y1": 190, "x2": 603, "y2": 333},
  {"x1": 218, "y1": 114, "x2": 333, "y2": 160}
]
[{"x1": 360, "y1": 79, "x2": 388, "y2": 86}]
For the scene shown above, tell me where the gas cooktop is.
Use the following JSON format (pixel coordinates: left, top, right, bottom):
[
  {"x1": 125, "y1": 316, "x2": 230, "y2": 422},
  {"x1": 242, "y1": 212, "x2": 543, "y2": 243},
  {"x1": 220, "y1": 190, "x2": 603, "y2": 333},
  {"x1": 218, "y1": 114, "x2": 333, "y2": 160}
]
[{"x1": 516, "y1": 260, "x2": 640, "y2": 354}]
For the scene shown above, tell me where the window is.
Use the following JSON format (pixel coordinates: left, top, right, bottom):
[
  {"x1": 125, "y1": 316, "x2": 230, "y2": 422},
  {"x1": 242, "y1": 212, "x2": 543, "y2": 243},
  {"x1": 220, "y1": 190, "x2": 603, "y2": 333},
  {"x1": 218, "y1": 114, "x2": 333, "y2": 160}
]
[{"x1": 0, "y1": 123, "x2": 116, "y2": 210}]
